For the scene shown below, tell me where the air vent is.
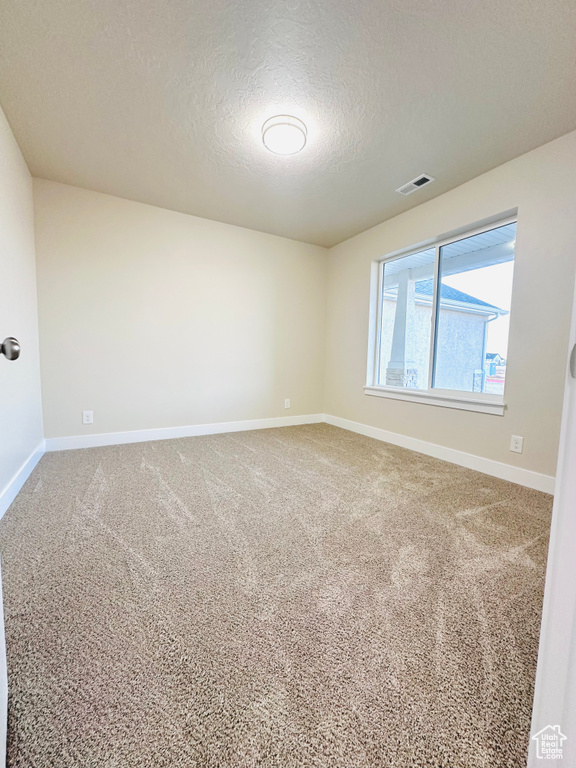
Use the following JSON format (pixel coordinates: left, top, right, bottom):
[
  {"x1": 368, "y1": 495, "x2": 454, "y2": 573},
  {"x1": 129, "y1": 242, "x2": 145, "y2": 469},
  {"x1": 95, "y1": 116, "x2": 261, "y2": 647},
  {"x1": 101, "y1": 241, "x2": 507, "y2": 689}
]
[{"x1": 396, "y1": 174, "x2": 435, "y2": 196}]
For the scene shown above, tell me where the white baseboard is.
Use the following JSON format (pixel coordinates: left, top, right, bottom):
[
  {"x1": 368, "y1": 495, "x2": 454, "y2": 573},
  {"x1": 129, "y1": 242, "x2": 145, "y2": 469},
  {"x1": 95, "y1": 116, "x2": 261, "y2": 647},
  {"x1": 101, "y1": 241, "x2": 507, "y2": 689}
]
[
  {"x1": 42, "y1": 411, "x2": 554, "y2": 494},
  {"x1": 0, "y1": 441, "x2": 46, "y2": 519},
  {"x1": 44, "y1": 413, "x2": 325, "y2": 452},
  {"x1": 324, "y1": 414, "x2": 555, "y2": 494}
]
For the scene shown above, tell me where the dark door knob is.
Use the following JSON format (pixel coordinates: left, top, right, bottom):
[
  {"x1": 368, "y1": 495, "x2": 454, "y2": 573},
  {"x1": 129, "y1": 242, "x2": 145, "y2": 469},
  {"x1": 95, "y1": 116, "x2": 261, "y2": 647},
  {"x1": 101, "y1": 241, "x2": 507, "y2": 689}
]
[{"x1": 1, "y1": 337, "x2": 21, "y2": 361}]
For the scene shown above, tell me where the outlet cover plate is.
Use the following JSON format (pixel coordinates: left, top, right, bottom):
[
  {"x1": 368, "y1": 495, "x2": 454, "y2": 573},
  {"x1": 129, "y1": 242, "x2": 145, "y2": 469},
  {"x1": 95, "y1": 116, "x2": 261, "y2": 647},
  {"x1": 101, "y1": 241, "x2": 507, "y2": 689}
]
[{"x1": 510, "y1": 435, "x2": 524, "y2": 453}]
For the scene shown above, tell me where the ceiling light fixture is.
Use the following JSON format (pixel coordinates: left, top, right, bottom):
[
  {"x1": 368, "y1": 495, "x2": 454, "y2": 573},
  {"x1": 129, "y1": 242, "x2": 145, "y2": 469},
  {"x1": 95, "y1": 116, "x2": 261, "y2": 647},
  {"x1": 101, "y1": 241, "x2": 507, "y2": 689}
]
[{"x1": 262, "y1": 115, "x2": 307, "y2": 155}]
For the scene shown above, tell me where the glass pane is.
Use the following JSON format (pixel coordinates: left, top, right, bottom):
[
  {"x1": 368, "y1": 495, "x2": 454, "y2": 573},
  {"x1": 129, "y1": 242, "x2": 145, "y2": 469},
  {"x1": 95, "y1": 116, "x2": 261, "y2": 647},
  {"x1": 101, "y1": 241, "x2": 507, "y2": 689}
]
[
  {"x1": 377, "y1": 247, "x2": 436, "y2": 389},
  {"x1": 432, "y1": 222, "x2": 516, "y2": 395}
]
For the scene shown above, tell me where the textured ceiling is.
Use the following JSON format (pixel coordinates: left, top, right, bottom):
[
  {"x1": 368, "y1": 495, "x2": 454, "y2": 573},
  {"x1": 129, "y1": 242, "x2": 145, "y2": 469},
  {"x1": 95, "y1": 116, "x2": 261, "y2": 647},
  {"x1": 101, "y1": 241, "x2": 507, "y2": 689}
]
[{"x1": 0, "y1": 0, "x2": 575, "y2": 247}]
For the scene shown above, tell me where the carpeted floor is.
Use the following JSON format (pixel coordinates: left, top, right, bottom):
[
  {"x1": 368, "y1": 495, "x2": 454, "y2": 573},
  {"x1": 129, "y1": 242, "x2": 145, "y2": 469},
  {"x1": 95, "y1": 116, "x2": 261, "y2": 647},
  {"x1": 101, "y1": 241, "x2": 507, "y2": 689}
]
[{"x1": 0, "y1": 424, "x2": 552, "y2": 767}]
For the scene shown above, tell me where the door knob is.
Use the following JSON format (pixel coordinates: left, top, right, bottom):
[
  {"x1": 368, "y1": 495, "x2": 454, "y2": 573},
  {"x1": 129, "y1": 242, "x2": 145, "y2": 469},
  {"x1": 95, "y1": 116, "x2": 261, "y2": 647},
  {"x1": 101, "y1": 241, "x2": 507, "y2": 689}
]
[{"x1": 1, "y1": 337, "x2": 21, "y2": 361}]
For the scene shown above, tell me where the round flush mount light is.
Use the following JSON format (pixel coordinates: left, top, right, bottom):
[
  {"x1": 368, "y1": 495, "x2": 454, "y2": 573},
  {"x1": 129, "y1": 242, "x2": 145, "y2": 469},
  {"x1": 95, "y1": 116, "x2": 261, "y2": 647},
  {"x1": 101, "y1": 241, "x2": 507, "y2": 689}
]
[{"x1": 262, "y1": 115, "x2": 307, "y2": 155}]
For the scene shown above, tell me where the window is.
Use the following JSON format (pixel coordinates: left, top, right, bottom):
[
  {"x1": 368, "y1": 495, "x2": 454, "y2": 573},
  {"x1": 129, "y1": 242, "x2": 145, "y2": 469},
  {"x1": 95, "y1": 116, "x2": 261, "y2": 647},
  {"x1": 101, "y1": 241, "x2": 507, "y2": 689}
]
[{"x1": 366, "y1": 218, "x2": 516, "y2": 415}]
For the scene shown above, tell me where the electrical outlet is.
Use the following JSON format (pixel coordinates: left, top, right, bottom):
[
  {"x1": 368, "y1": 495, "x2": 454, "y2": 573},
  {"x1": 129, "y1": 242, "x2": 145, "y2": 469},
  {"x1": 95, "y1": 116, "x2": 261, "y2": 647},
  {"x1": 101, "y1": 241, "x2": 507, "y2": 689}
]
[
  {"x1": 284, "y1": 399, "x2": 291, "y2": 409},
  {"x1": 510, "y1": 435, "x2": 524, "y2": 454},
  {"x1": 82, "y1": 410, "x2": 94, "y2": 425}
]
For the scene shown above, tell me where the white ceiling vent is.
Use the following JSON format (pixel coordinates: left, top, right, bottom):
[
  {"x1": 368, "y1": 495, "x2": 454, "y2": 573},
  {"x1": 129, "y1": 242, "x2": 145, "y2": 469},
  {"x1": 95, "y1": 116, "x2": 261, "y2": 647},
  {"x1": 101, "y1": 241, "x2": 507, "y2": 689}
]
[{"x1": 396, "y1": 174, "x2": 435, "y2": 196}]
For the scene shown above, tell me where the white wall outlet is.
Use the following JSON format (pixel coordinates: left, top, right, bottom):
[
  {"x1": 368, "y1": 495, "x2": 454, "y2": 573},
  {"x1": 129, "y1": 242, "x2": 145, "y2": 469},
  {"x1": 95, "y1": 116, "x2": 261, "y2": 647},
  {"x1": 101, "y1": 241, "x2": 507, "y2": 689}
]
[
  {"x1": 82, "y1": 410, "x2": 94, "y2": 425},
  {"x1": 510, "y1": 435, "x2": 524, "y2": 454},
  {"x1": 284, "y1": 399, "x2": 291, "y2": 409}
]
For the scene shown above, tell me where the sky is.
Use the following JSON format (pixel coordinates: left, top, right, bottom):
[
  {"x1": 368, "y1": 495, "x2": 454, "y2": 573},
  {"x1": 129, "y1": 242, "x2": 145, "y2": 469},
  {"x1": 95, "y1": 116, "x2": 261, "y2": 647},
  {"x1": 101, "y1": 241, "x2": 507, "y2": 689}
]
[{"x1": 442, "y1": 261, "x2": 514, "y2": 358}]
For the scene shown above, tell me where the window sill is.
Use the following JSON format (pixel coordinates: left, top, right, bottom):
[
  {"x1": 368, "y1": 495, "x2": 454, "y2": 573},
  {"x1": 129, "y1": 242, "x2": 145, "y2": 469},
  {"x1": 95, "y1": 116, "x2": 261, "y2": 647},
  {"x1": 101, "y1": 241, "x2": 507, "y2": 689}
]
[{"x1": 363, "y1": 385, "x2": 506, "y2": 416}]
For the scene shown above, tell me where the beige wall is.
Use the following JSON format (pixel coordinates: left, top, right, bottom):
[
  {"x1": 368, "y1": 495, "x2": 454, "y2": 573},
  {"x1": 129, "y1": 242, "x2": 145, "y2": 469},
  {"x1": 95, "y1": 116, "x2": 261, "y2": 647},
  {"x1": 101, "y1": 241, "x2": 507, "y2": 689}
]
[
  {"x1": 34, "y1": 180, "x2": 328, "y2": 438},
  {"x1": 0, "y1": 104, "x2": 44, "y2": 751},
  {"x1": 324, "y1": 131, "x2": 576, "y2": 477},
  {"x1": 32, "y1": 132, "x2": 576, "y2": 478},
  {"x1": 0, "y1": 106, "x2": 43, "y2": 498}
]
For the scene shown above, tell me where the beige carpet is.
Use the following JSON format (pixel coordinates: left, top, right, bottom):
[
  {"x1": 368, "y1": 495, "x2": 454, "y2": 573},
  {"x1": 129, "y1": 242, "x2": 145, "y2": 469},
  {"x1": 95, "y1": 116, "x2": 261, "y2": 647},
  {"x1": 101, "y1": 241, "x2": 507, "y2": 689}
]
[{"x1": 0, "y1": 424, "x2": 552, "y2": 767}]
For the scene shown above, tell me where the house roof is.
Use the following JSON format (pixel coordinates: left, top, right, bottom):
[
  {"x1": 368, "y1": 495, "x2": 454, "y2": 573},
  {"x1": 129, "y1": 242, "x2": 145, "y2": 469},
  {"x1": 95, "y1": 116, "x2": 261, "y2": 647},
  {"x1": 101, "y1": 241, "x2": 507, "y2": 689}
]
[{"x1": 415, "y1": 278, "x2": 504, "y2": 314}]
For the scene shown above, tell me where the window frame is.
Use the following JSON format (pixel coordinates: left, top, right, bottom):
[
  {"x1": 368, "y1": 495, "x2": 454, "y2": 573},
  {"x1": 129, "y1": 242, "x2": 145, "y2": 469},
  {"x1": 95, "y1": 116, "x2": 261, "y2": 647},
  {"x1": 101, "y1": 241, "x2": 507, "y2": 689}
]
[{"x1": 365, "y1": 215, "x2": 517, "y2": 416}]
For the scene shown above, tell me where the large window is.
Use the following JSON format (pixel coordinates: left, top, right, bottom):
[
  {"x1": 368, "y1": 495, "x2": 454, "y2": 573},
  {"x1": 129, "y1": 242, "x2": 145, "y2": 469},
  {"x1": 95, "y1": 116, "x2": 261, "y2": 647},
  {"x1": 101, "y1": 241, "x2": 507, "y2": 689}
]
[{"x1": 367, "y1": 218, "x2": 516, "y2": 414}]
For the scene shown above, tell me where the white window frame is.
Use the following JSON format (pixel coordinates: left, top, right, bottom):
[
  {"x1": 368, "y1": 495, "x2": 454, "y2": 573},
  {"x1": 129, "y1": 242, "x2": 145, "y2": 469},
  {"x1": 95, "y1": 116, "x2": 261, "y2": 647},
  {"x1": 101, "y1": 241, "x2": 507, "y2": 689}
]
[{"x1": 365, "y1": 214, "x2": 517, "y2": 416}]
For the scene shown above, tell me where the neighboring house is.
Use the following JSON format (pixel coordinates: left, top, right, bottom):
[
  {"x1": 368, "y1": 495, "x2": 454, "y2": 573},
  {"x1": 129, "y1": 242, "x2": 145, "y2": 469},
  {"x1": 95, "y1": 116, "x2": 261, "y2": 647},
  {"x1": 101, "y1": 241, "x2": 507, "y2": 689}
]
[
  {"x1": 484, "y1": 352, "x2": 507, "y2": 394},
  {"x1": 485, "y1": 352, "x2": 506, "y2": 373},
  {"x1": 380, "y1": 278, "x2": 506, "y2": 393}
]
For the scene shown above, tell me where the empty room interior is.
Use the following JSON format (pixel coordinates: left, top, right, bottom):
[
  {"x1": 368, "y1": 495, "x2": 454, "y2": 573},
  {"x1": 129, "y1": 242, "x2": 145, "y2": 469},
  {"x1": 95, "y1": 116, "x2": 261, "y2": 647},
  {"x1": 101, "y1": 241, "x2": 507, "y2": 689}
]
[{"x1": 1, "y1": 1, "x2": 576, "y2": 766}]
